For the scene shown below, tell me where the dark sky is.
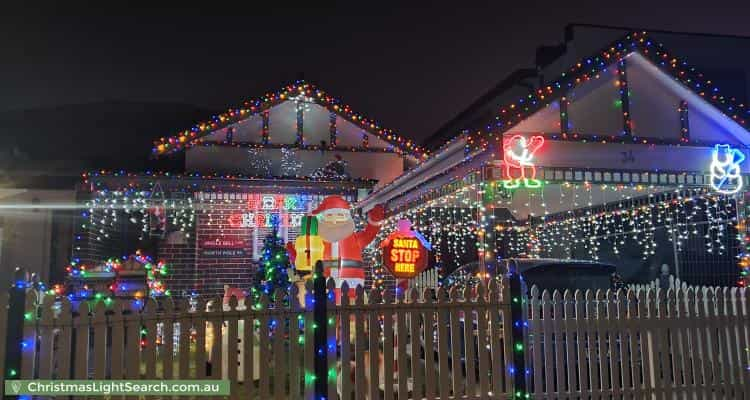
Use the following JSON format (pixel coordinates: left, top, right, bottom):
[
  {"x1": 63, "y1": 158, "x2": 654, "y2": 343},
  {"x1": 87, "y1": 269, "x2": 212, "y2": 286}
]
[{"x1": 3, "y1": 2, "x2": 750, "y2": 143}]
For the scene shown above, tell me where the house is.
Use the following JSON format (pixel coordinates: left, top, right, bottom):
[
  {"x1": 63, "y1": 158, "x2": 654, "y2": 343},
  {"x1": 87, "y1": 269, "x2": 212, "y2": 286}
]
[
  {"x1": 361, "y1": 30, "x2": 750, "y2": 287},
  {"x1": 72, "y1": 81, "x2": 425, "y2": 297}
]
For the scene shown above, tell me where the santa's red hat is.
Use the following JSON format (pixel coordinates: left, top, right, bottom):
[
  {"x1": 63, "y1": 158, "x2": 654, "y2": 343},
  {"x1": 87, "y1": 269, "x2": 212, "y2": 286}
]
[{"x1": 312, "y1": 195, "x2": 351, "y2": 215}]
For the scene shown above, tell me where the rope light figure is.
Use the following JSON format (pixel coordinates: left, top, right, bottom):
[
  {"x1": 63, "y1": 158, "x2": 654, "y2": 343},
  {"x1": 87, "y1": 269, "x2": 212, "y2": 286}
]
[
  {"x1": 502, "y1": 134, "x2": 545, "y2": 189},
  {"x1": 710, "y1": 144, "x2": 745, "y2": 195}
]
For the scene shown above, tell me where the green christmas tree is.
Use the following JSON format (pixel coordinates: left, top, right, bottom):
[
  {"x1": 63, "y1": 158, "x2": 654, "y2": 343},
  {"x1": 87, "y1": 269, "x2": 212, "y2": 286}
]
[{"x1": 251, "y1": 230, "x2": 292, "y2": 307}]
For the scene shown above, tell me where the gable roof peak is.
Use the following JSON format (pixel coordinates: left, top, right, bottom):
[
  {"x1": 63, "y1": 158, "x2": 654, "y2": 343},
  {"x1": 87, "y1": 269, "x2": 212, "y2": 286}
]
[{"x1": 152, "y1": 79, "x2": 428, "y2": 159}]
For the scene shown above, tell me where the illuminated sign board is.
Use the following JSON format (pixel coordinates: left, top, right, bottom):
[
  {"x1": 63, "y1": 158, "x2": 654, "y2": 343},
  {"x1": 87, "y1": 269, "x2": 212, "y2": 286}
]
[
  {"x1": 382, "y1": 236, "x2": 428, "y2": 279},
  {"x1": 227, "y1": 194, "x2": 310, "y2": 228},
  {"x1": 228, "y1": 212, "x2": 305, "y2": 228},
  {"x1": 201, "y1": 238, "x2": 246, "y2": 248}
]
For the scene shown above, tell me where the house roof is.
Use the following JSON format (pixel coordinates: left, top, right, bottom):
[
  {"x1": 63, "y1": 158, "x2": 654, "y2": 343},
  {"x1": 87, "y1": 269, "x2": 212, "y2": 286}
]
[
  {"x1": 434, "y1": 31, "x2": 750, "y2": 153},
  {"x1": 358, "y1": 31, "x2": 750, "y2": 211},
  {"x1": 151, "y1": 80, "x2": 428, "y2": 159}
]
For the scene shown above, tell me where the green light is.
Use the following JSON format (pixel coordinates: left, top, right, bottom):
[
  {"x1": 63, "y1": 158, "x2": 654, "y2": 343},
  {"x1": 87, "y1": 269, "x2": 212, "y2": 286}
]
[
  {"x1": 298, "y1": 336, "x2": 304, "y2": 345},
  {"x1": 8, "y1": 369, "x2": 17, "y2": 377},
  {"x1": 24, "y1": 312, "x2": 33, "y2": 321},
  {"x1": 515, "y1": 342, "x2": 524, "y2": 352},
  {"x1": 328, "y1": 368, "x2": 337, "y2": 379}
]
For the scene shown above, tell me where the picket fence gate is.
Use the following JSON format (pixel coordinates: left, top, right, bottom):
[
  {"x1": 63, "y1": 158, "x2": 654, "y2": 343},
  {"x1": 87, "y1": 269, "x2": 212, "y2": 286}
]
[{"x1": 3, "y1": 279, "x2": 749, "y2": 399}]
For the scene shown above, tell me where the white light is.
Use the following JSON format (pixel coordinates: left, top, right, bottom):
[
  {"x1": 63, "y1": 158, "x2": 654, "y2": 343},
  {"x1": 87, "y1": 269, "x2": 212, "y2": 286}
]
[{"x1": 710, "y1": 144, "x2": 745, "y2": 194}]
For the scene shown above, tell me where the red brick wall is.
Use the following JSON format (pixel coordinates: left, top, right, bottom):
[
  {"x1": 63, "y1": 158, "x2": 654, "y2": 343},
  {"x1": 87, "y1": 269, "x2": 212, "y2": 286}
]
[
  {"x1": 160, "y1": 198, "x2": 255, "y2": 299},
  {"x1": 159, "y1": 236, "x2": 198, "y2": 298}
]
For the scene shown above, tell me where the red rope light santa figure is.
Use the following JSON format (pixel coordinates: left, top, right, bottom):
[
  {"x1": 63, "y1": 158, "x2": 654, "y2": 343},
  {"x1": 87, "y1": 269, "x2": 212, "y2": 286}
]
[
  {"x1": 502, "y1": 134, "x2": 544, "y2": 189},
  {"x1": 290, "y1": 195, "x2": 384, "y2": 297}
]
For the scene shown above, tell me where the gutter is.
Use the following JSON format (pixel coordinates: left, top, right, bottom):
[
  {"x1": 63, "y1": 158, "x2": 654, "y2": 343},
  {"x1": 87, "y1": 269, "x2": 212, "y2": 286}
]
[{"x1": 357, "y1": 136, "x2": 469, "y2": 211}]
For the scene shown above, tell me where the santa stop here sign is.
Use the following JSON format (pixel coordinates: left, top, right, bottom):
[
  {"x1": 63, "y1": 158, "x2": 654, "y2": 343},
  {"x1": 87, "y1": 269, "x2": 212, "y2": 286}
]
[{"x1": 382, "y1": 237, "x2": 428, "y2": 279}]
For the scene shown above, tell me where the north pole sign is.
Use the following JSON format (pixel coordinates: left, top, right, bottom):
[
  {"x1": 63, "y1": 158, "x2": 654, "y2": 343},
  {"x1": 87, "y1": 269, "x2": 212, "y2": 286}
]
[
  {"x1": 199, "y1": 237, "x2": 247, "y2": 258},
  {"x1": 381, "y1": 236, "x2": 428, "y2": 279}
]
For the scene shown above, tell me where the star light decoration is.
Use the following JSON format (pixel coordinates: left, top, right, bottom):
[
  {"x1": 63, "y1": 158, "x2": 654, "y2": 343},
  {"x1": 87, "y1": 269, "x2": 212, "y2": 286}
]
[
  {"x1": 280, "y1": 147, "x2": 303, "y2": 177},
  {"x1": 247, "y1": 148, "x2": 272, "y2": 177}
]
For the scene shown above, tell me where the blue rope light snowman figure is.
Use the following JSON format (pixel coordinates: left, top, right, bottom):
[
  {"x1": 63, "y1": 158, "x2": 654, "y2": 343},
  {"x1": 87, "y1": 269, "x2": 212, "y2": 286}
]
[{"x1": 710, "y1": 144, "x2": 746, "y2": 194}]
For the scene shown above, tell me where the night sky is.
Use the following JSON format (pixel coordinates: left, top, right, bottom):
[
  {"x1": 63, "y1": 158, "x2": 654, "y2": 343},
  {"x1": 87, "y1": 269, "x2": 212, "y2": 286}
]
[{"x1": 2, "y1": 2, "x2": 750, "y2": 164}]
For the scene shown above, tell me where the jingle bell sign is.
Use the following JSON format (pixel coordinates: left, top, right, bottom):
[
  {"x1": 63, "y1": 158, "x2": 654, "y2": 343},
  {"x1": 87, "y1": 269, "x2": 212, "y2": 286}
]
[{"x1": 380, "y1": 219, "x2": 430, "y2": 279}]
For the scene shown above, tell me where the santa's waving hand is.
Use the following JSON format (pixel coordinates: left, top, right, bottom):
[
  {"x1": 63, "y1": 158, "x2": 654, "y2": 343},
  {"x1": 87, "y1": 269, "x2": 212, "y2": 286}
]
[{"x1": 312, "y1": 196, "x2": 384, "y2": 294}]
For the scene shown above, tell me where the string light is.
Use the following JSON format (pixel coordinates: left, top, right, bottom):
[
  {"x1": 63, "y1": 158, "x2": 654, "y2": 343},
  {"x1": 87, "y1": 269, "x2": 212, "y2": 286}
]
[
  {"x1": 464, "y1": 31, "x2": 748, "y2": 154},
  {"x1": 152, "y1": 80, "x2": 428, "y2": 159},
  {"x1": 280, "y1": 147, "x2": 303, "y2": 177},
  {"x1": 250, "y1": 230, "x2": 292, "y2": 309}
]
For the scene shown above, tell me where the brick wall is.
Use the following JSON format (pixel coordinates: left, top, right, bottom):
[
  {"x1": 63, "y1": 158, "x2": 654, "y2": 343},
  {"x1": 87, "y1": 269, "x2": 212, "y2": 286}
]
[
  {"x1": 189, "y1": 198, "x2": 256, "y2": 299},
  {"x1": 159, "y1": 233, "x2": 197, "y2": 297},
  {"x1": 74, "y1": 207, "x2": 119, "y2": 266}
]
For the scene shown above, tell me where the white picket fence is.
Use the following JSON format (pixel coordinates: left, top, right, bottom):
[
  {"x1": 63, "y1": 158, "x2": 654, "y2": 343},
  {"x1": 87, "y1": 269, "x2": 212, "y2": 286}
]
[
  {"x1": 628, "y1": 274, "x2": 687, "y2": 292},
  {"x1": 5, "y1": 280, "x2": 749, "y2": 399},
  {"x1": 527, "y1": 285, "x2": 750, "y2": 398},
  {"x1": 409, "y1": 267, "x2": 440, "y2": 290},
  {"x1": 7, "y1": 279, "x2": 515, "y2": 399}
]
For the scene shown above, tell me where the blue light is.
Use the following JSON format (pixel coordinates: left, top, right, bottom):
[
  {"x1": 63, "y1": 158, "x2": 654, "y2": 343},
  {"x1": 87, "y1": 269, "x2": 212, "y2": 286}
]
[{"x1": 711, "y1": 144, "x2": 745, "y2": 194}]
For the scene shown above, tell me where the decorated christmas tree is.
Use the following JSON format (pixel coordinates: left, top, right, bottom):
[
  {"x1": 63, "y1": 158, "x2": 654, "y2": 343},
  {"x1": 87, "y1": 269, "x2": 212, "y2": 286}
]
[{"x1": 251, "y1": 230, "x2": 292, "y2": 306}]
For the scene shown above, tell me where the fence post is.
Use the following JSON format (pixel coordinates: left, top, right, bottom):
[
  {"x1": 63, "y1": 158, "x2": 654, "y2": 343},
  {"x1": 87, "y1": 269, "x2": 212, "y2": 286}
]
[
  {"x1": 4, "y1": 268, "x2": 27, "y2": 386},
  {"x1": 507, "y1": 264, "x2": 529, "y2": 399},
  {"x1": 312, "y1": 261, "x2": 328, "y2": 399}
]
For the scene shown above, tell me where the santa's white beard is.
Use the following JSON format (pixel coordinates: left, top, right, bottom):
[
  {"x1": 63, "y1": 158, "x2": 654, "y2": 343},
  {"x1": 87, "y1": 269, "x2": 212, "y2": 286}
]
[{"x1": 318, "y1": 219, "x2": 356, "y2": 242}]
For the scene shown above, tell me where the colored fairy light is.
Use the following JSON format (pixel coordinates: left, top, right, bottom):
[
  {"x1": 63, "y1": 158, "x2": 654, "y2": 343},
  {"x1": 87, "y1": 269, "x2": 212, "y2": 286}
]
[{"x1": 152, "y1": 80, "x2": 428, "y2": 159}]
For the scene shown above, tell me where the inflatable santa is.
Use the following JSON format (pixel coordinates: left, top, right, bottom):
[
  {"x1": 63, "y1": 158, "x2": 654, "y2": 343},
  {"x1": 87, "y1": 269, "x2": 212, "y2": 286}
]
[{"x1": 289, "y1": 195, "x2": 384, "y2": 292}]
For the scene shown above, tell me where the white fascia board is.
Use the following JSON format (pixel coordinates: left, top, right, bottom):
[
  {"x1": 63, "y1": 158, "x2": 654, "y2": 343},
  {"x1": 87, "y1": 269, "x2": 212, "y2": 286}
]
[{"x1": 357, "y1": 136, "x2": 468, "y2": 211}]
